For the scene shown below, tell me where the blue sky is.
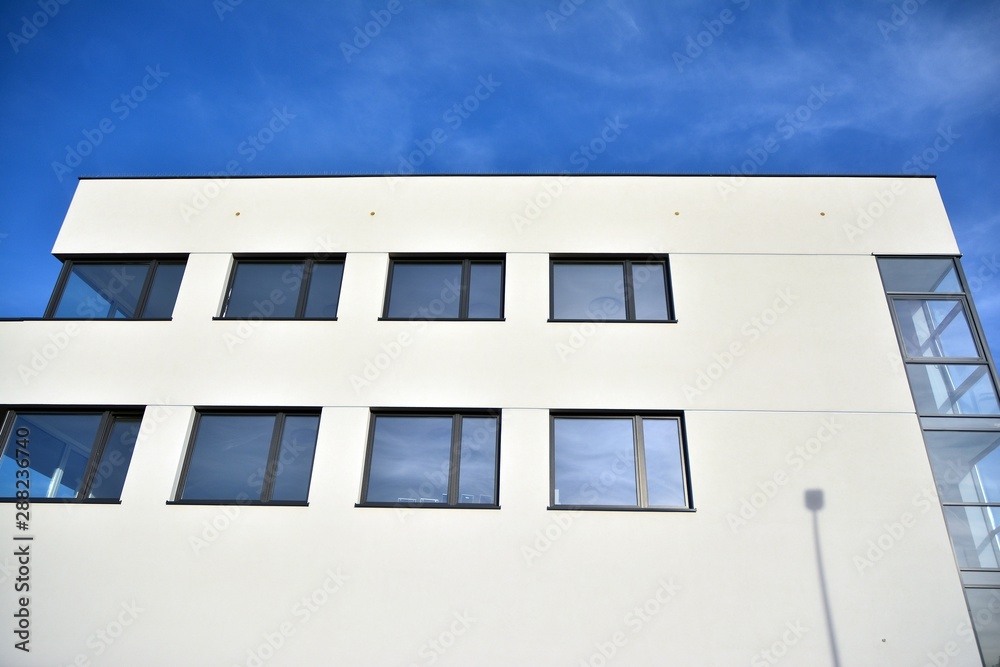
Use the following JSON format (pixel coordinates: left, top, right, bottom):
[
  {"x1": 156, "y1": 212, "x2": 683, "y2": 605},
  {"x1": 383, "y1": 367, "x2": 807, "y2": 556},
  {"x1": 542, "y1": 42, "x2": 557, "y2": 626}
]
[{"x1": 1, "y1": 0, "x2": 998, "y2": 350}]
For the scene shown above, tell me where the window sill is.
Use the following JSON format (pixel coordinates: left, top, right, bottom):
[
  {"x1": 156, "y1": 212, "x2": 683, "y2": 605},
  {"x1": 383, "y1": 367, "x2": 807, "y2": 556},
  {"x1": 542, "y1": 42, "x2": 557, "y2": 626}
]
[
  {"x1": 547, "y1": 505, "x2": 696, "y2": 512},
  {"x1": 166, "y1": 500, "x2": 309, "y2": 506},
  {"x1": 547, "y1": 319, "x2": 677, "y2": 324},
  {"x1": 377, "y1": 318, "x2": 506, "y2": 322},
  {"x1": 355, "y1": 502, "x2": 500, "y2": 509},
  {"x1": 0, "y1": 498, "x2": 121, "y2": 504},
  {"x1": 213, "y1": 317, "x2": 338, "y2": 321}
]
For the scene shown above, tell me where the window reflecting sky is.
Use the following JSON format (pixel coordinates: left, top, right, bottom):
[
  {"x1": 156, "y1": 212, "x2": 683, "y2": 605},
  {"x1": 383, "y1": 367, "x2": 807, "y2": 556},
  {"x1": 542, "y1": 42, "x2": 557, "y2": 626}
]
[
  {"x1": 182, "y1": 414, "x2": 275, "y2": 500},
  {"x1": 387, "y1": 263, "x2": 462, "y2": 319},
  {"x1": 554, "y1": 417, "x2": 636, "y2": 505},
  {"x1": 0, "y1": 413, "x2": 102, "y2": 498},
  {"x1": 367, "y1": 416, "x2": 453, "y2": 503},
  {"x1": 225, "y1": 263, "x2": 302, "y2": 318},
  {"x1": 552, "y1": 264, "x2": 626, "y2": 320}
]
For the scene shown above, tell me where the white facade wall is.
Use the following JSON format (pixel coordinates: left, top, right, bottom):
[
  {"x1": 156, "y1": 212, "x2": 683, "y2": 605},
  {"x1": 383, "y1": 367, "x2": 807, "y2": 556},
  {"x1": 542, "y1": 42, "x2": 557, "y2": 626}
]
[{"x1": 0, "y1": 176, "x2": 979, "y2": 666}]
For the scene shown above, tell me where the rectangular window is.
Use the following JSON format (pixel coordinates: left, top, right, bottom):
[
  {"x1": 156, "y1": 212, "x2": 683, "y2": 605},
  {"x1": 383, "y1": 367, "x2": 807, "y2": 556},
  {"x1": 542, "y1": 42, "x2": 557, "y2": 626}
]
[
  {"x1": 45, "y1": 259, "x2": 186, "y2": 319},
  {"x1": 382, "y1": 257, "x2": 504, "y2": 320},
  {"x1": 550, "y1": 257, "x2": 673, "y2": 322},
  {"x1": 221, "y1": 258, "x2": 344, "y2": 319},
  {"x1": 176, "y1": 411, "x2": 320, "y2": 504},
  {"x1": 0, "y1": 410, "x2": 141, "y2": 501},
  {"x1": 550, "y1": 413, "x2": 690, "y2": 509},
  {"x1": 360, "y1": 411, "x2": 499, "y2": 507}
]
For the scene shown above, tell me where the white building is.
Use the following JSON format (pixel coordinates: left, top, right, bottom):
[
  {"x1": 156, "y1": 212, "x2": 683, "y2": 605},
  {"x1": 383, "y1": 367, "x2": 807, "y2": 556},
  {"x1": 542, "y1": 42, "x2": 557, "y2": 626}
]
[{"x1": 1, "y1": 175, "x2": 999, "y2": 666}]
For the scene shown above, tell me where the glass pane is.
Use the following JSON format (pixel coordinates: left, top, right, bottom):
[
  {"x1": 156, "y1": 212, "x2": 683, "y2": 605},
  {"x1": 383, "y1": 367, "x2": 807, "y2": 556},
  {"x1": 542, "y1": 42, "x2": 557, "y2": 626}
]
[
  {"x1": 966, "y1": 589, "x2": 1000, "y2": 667},
  {"x1": 458, "y1": 417, "x2": 497, "y2": 504},
  {"x1": 894, "y1": 298, "x2": 979, "y2": 359},
  {"x1": 632, "y1": 262, "x2": 670, "y2": 320},
  {"x1": 907, "y1": 364, "x2": 1000, "y2": 415},
  {"x1": 53, "y1": 263, "x2": 149, "y2": 319},
  {"x1": 88, "y1": 418, "x2": 140, "y2": 499},
  {"x1": 386, "y1": 263, "x2": 462, "y2": 319},
  {"x1": 925, "y1": 432, "x2": 1000, "y2": 503},
  {"x1": 366, "y1": 416, "x2": 452, "y2": 503},
  {"x1": 944, "y1": 505, "x2": 1000, "y2": 569},
  {"x1": 878, "y1": 257, "x2": 962, "y2": 293},
  {"x1": 642, "y1": 418, "x2": 686, "y2": 507},
  {"x1": 467, "y1": 262, "x2": 502, "y2": 319},
  {"x1": 224, "y1": 263, "x2": 302, "y2": 318},
  {"x1": 271, "y1": 415, "x2": 320, "y2": 502},
  {"x1": 141, "y1": 263, "x2": 185, "y2": 319},
  {"x1": 181, "y1": 415, "x2": 276, "y2": 501},
  {"x1": 552, "y1": 263, "x2": 627, "y2": 321},
  {"x1": 303, "y1": 262, "x2": 344, "y2": 318},
  {"x1": 553, "y1": 417, "x2": 637, "y2": 506},
  {"x1": 0, "y1": 413, "x2": 102, "y2": 498}
]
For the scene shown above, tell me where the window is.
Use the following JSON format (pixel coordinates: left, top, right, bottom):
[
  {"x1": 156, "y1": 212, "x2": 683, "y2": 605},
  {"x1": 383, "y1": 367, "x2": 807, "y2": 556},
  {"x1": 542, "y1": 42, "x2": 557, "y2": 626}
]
[
  {"x1": 221, "y1": 258, "x2": 344, "y2": 319},
  {"x1": 0, "y1": 410, "x2": 141, "y2": 501},
  {"x1": 550, "y1": 257, "x2": 673, "y2": 322},
  {"x1": 360, "y1": 411, "x2": 499, "y2": 507},
  {"x1": 550, "y1": 413, "x2": 691, "y2": 509},
  {"x1": 45, "y1": 259, "x2": 186, "y2": 319},
  {"x1": 176, "y1": 411, "x2": 320, "y2": 504},
  {"x1": 382, "y1": 257, "x2": 504, "y2": 320},
  {"x1": 880, "y1": 258, "x2": 1000, "y2": 417}
]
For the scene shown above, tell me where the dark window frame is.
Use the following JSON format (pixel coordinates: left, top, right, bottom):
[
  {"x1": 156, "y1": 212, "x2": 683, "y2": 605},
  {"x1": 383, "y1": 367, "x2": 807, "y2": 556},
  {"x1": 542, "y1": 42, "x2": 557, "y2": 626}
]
[
  {"x1": 0, "y1": 406, "x2": 144, "y2": 503},
  {"x1": 548, "y1": 254, "x2": 676, "y2": 323},
  {"x1": 379, "y1": 254, "x2": 506, "y2": 321},
  {"x1": 171, "y1": 408, "x2": 321, "y2": 506},
  {"x1": 43, "y1": 255, "x2": 188, "y2": 320},
  {"x1": 357, "y1": 408, "x2": 501, "y2": 509},
  {"x1": 217, "y1": 255, "x2": 346, "y2": 320},
  {"x1": 879, "y1": 255, "x2": 1000, "y2": 418},
  {"x1": 548, "y1": 410, "x2": 694, "y2": 512}
]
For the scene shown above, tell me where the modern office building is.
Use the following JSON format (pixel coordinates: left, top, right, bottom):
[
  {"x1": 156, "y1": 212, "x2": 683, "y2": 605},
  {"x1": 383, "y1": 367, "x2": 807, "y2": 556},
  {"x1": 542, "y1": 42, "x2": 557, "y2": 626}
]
[{"x1": 1, "y1": 174, "x2": 999, "y2": 666}]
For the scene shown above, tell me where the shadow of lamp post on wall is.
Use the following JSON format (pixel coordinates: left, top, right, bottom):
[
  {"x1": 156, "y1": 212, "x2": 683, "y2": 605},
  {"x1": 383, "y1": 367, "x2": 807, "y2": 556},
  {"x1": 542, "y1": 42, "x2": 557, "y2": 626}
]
[{"x1": 806, "y1": 489, "x2": 842, "y2": 667}]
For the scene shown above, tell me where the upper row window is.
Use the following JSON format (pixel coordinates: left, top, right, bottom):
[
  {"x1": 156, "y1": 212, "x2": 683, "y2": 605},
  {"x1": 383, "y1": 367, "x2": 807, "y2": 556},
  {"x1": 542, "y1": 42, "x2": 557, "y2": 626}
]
[
  {"x1": 42, "y1": 255, "x2": 677, "y2": 324},
  {"x1": 550, "y1": 257, "x2": 673, "y2": 322},
  {"x1": 45, "y1": 259, "x2": 185, "y2": 320}
]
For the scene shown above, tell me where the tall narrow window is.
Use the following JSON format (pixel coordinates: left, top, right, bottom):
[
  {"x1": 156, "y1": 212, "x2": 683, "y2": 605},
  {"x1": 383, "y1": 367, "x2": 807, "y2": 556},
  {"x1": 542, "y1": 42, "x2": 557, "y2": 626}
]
[
  {"x1": 360, "y1": 411, "x2": 499, "y2": 507},
  {"x1": 176, "y1": 411, "x2": 320, "y2": 504},
  {"x1": 0, "y1": 410, "x2": 141, "y2": 501},
  {"x1": 221, "y1": 258, "x2": 344, "y2": 319},
  {"x1": 382, "y1": 257, "x2": 504, "y2": 320},
  {"x1": 550, "y1": 257, "x2": 673, "y2": 322},
  {"x1": 550, "y1": 413, "x2": 690, "y2": 509},
  {"x1": 45, "y1": 259, "x2": 186, "y2": 319}
]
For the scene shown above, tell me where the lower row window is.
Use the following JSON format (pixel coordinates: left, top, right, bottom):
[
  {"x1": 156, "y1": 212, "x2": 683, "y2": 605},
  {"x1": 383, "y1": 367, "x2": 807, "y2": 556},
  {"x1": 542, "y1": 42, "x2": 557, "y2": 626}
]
[
  {"x1": 0, "y1": 410, "x2": 140, "y2": 500},
  {"x1": 1, "y1": 408, "x2": 693, "y2": 510}
]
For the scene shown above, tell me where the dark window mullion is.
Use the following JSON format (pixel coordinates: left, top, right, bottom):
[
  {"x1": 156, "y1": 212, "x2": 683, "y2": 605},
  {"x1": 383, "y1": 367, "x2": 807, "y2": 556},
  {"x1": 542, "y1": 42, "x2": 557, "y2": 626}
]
[
  {"x1": 260, "y1": 413, "x2": 285, "y2": 503},
  {"x1": 623, "y1": 261, "x2": 636, "y2": 321},
  {"x1": 295, "y1": 261, "x2": 313, "y2": 317},
  {"x1": 448, "y1": 415, "x2": 462, "y2": 505},
  {"x1": 633, "y1": 416, "x2": 648, "y2": 508},
  {"x1": 77, "y1": 411, "x2": 114, "y2": 499},
  {"x1": 44, "y1": 260, "x2": 75, "y2": 318},
  {"x1": 459, "y1": 260, "x2": 471, "y2": 319},
  {"x1": 132, "y1": 260, "x2": 158, "y2": 318}
]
